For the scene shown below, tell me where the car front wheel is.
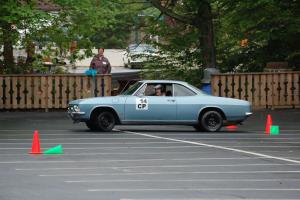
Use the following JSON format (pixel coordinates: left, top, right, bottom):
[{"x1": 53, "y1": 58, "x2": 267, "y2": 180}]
[
  {"x1": 200, "y1": 110, "x2": 223, "y2": 132},
  {"x1": 94, "y1": 111, "x2": 115, "y2": 132},
  {"x1": 85, "y1": 120, "x2": 97, "y2": 131}
]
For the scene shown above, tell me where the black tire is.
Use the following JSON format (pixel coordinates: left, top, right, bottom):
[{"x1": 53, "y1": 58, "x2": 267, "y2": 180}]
[
  {"x1": 200, "y1": 110, "x2": 223, "y2": 132},
  {"x1": 85, "y1": 120, "x2": 97, "y2": 131},
  {"x1": 193, "y1": 124, "x2": 204, "y2": 132},
  {"x1": 94, "y1": 111, "x2": 115, "y2": 132}
]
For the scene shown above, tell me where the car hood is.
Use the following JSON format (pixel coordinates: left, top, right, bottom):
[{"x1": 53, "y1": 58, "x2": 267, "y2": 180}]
[
  {"x1": 69, "y1": 96, "x2": 126, "y2": 105},
  {"x1": 69, "y1": 99, "x2": 85, "y2": 105}
]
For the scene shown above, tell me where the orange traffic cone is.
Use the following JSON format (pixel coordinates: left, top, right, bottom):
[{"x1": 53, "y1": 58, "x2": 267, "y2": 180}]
[
  {"x1": 226, "y1": 125, "x2": 238, "y2": 130},
  {"x1": 265, "y1": 114, "x2": 273, "y2": 134},
  {"x1": 29, "y1": 130, "x2": 42, "y2": 154}
]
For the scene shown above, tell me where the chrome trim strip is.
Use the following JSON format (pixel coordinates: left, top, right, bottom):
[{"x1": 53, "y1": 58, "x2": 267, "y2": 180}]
[
  {"x1": 245, "y1": 112, "x2": 253, "y2": 116},
  {"x1": 69, "y1": 111, "x2": 85, "y2": 115}
]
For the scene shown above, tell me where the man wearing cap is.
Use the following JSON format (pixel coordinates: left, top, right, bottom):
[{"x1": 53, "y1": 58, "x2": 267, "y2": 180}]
[
  {"x1": 90, "y1": 48, "x2": 111, "y2": 74},
  {"x1": 154, "y1": 84, "x2": 166, "y2": 96}
]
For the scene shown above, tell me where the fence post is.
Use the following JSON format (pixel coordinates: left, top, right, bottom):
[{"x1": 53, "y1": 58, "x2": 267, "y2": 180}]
[
  {"x1": 101, "y1": 77, "x2": 105, "y2": 97},
  {"x1": 94, "y1": 76, "x2": 97, "y2": 97}
]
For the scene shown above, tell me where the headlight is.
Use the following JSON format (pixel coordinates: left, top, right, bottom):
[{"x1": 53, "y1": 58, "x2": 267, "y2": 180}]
[{"x1": 73, "y1": 105, "x2": 80, "y2": 112}]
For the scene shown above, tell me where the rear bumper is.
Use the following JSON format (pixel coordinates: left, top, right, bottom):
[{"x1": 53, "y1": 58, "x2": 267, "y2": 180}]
[
  {"x1": 223, "y1": 111, "x2": 253, "y2": 126},
  {"x1": 245, "y1": 112, "x2": 253, "y2": 117}
]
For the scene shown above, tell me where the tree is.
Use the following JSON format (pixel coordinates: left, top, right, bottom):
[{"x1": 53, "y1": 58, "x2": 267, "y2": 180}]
[
  {"x1": 142, "y1": 0, "x2": 300, "y2": 82},
  {"x1": 140, "y1": 11, "x2": 204, "y2": 86},
  {"x1": 0, "y1": 0, "x2": 138, "y2": 73},
  {"x1": 148, "y1": 0, "x2": 217, "y2": 69},
  {"x1": 216, "y1": 0, "x2": 300, "y2": 72},
  {"x1": 0, "y1": 0, "x2": 52, "y2": 73}
]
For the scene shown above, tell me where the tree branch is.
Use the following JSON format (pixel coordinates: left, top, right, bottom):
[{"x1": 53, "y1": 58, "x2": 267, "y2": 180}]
[
  {"x1": 148, "y1": 0, "x2": 195, "y2": 25},
  {"x1": 109, "y1": 0, "x2": 148, "y2": 5}
]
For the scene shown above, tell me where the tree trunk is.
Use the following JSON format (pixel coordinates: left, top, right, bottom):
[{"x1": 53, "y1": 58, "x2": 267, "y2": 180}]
[
  {"x1": 197, "y1": 2, "x2": 216, "y2": 69},
  {"x1": 149, "y1": 0, "x2": 217, "y2": 69},
  {"x1": 2, "y1": 23, "x2": 15, "y2": 73},
  {"x1": 26, "y1": 41, "x2": 35, "y2": 65}
]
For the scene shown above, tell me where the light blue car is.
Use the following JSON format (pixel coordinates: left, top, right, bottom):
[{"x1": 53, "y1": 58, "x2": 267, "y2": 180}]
[{"x1": 68, "y1": 80, "x2": 252, "y2": 132}]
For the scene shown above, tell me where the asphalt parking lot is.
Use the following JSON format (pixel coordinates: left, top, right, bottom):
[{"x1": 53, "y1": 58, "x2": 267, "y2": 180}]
[{"x1": 0, "y1": 109, "x2": 300, "y2": 200}]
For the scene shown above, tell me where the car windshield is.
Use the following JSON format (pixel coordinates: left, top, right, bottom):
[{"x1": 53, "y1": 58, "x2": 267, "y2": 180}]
[
  {"x1": 121, "y1": 82, "x2": 143, "y2": 95},
  {"x1": 129, "y1": 45, "x2": 156, "y2": 53}
]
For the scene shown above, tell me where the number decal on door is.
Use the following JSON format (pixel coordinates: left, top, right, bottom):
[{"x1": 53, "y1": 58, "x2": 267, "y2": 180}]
[{"x1": 136, "y1": 98, "x2": 148, "y2": 110}]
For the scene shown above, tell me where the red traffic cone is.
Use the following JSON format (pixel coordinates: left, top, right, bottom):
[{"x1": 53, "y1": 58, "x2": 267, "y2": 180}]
[
  {"x1": 265, "y1": 114, "x2": 273, "y2": 134},
  {"x1": 29, "y1": 130, "x2": 42, "y2": 154}
]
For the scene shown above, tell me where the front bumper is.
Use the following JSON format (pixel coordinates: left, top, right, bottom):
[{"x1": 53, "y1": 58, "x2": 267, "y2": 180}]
[{"x1": 67, "y1": 107, "x2": 86, "y2": 122}]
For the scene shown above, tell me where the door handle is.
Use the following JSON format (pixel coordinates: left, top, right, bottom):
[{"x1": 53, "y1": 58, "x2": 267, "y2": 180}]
[{"x1": 167, "y1": 99, "x2": 176, "y2": 102}]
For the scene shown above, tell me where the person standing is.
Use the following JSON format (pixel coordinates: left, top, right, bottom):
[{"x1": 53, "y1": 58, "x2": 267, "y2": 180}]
[{"x1": 90, "y1": 48, "x2": 111, "y2": 74}]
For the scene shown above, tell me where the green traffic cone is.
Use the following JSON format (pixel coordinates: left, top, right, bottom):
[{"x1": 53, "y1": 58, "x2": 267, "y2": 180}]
[
  {"x1": 44, "y1": 145, "x2": 63, "y2": 155},
  {"x1": 270, "y1": 125, "x2": 280, "y2": 135}
]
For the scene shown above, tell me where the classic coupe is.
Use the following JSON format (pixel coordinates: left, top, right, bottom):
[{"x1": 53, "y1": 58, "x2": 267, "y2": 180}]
[{"x1": 68, "y1": 80, "x2": 252, "y2": 132}]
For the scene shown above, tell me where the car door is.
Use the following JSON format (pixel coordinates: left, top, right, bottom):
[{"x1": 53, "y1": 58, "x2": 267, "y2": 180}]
[
  {"x1": 124, "y1": 83, "x2": 177, "y2": 122},
  {"x1": 173, "y1": 83, "x2": 201, "y2": 121}
]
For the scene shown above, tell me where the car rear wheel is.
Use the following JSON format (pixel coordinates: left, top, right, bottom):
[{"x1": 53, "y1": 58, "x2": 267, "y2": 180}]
[
  {"x1": 193, "y1": 124, "x2": 204, "y2": 132},
  {"x1": 94, "y1": 111, "x2": 115, "y2": 132},
  {"x1": 200, "y1": 110, "x2": 223, "y2": 132}
]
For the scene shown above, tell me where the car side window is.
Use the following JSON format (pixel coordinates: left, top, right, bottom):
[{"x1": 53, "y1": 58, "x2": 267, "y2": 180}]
[
  {"x1": 135, "y1": 84, "x2": 147, "y2": 96},
  {"x1": 144, "y1": 84, "x2": 156, "y2": 96},
  {"x1": 136, "y1": 83, "x2": 173, "y2": 96},
  {"x1": 174, "y1": 84, "x2": 196, "y2": 97}
]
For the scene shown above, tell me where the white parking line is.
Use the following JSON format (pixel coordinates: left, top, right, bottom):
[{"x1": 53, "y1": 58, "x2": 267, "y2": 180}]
[
  {"x1": 39, "y1": 171, "x2": 300, "y2": 177},
  {"x1": 181, "y1": 141, "x2": 300, "y2": 144},
  {"x1": 122, "y1": 130, "x2": 300, "y2": 164},
  {"x1": 2, "y1": 141, "x2": 300, "y2": 144},
  {"x1": 0, "y1": 150, "x2": 295, "y2": 156},
  {"x1": 87, "y1": 188, "x2": 300, "y2": 192},
  {"x1": 0, "y1": 142, "x2": 180, "y2": 145},
  {"x1": 16, "y1": 163, "x2": 300, "y2": 171},
  {"x1": 0, "y1": 146, "x2": 203, "y2": 150},
  {"x1": 1, "y1": 137, "x2": 300, "y2": 141},
  {"x1": 0, "y1": 129, "x2": 90, "y2": 132},
  {"x1": 0, "y1": 146, "x2": 299, "y2": 150},
  {"x1": 143, "y1": 132, "x2": 300, "y2": 135},
  {"x1": 65, "y1": 178, "x2": 300, "y2": 183},
  {"x1": 0, "y1": 138, "x2": 157, "y2": 141},
  {"x1": 0, "y1": 157, "x2": 270, "y2": 164},
  {"x1": 120, "y1": 199, "x2": 298, "y2": 200},
  {"x1": 0, "y1": 130, "x2": 299, "y2": 135}
]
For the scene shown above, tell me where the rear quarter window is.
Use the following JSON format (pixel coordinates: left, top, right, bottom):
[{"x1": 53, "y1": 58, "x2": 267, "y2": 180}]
[{"x1": 174, "y1": 84, "x2": 196, "y2": 97}]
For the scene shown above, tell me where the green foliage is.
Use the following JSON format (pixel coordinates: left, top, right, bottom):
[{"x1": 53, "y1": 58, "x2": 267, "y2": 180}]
[
  {"x1": 136, "y1": 2, "x2": 204, "y2": 85},
  {"x1": 53, "y1": 66, "x2": 67, "y2": 74},
  {"x1": 0, "y1": 0, "x2": 138, "y2": 73},
  {"x1": 141, "y1": 11, "x2": 203, "y2": 86},
  {"x1": 140, "y1": 0, "x2": 300, "y2": 84},
  {"x1": 216, "y1": 0, "x2": 300, "y2": 72},
  {"x1": 1, "y1": 0, "x2": 299, "y2": 78}
]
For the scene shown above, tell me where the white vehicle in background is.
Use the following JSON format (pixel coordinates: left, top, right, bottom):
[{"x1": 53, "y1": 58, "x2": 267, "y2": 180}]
[{"x1": 123, "y1": 44, "x2": 157, "y2": 69}]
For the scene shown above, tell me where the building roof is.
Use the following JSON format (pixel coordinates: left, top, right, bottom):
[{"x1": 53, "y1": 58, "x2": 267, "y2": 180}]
[
  {"x1": 36, "y1": 0, "x2": 60, "y2": 11},
  {"x1": 19, "y1": 0, "x2": 60, "y2": 12}
]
